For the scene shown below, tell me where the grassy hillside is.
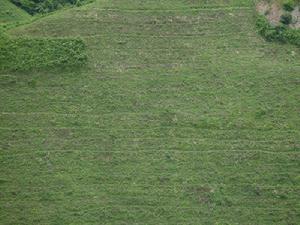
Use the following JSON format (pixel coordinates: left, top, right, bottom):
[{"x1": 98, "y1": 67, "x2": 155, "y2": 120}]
[
  {"x1": 0, "y1": 0, "x2": 30, "y2": 24},
  {"x1": 10, "y1": 0, "x2": 93, "y2": 15},
  {"x1": 1, "y1": 0, "x2": 300, "y2": 224}
]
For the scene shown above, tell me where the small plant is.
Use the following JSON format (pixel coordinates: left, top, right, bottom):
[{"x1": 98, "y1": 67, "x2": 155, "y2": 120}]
[
  {"x1": 283, "y1": 0, "x2": 295, "y2": 11},
  {"x1": 27, "y1": 80, "x2": 37, "y2": 88},
  {"x1": 5, "y1": 10, "x2": 12, "y2": 15},
  {"x1": 280, "y1": 13, "x2": 293, "y2": 25}
]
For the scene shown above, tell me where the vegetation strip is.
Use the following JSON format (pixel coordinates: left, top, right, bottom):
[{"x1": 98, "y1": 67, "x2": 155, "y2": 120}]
[{"x1": 0, "y1": 36, "x2": 87, "y2": 71}]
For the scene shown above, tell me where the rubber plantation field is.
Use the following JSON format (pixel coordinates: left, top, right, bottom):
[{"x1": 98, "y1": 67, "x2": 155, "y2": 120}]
[{"x1": 1, "y1": 0, "x2": 300, "y2": 224}]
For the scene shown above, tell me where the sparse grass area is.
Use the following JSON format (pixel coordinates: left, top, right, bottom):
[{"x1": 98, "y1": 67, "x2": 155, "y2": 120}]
[{"x1": 0, "y1": 0, "x2": 300, "y2": 224}]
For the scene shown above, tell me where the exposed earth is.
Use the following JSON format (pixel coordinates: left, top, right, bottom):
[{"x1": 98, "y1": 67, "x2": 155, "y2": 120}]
[{"x1": 256, "y1": 0, "x2": 300, "y2": 28}]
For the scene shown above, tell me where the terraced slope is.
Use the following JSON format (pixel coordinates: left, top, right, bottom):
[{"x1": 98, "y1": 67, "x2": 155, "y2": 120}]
[
  {"x1": 1, "y1": 0, "x2": 300, "y2": 224},
  {"x1": 0, "y1": 0, "x2": 30, "y2": 24}
]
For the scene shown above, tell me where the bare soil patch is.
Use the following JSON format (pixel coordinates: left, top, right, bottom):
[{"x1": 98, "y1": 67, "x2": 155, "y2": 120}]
[
  {"x1": 256, "y1": 1, "x2": 300, "y2": 28},
  {"x1": 291, "y1": 6, "x2": 300, "y2": 28}
]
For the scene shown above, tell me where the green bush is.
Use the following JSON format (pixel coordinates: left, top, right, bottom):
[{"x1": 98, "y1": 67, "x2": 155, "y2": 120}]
[
  {"x1": 282, "y1": 28, "x2": 300, "y2": 46},
  {"x1": 283, "y1": 0, "x2": 295, "y2": 11},
  {"x1": 256, "y1": 14, "x2": 300, "y2": 47},
  {"x1": 280, "y1": 13, "x2": 293, "y2": 25},
  {"x1": 0, "y1": 37, "x2": 87, "y2": 71}
]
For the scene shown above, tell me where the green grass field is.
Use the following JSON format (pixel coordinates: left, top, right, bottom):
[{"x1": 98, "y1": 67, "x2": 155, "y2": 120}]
[
  {"x1": 1, "y1": 0, "x2": 300, "y2": 224},
  {"x1": 0, "y1": 0, "x2": 30, "y2": 24}
]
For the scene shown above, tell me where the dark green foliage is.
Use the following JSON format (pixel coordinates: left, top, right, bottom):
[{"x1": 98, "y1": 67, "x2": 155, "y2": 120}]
[
  {"x1": 0, "y1": 37, "x2": 87, "y2": 71},
  {"x1": 280, "y1": 13, "x2": 293, "y2": 25},
  {"x1": 10, "y1": 0, "x2": 92, "y2": 15},
  {"x1": 283, "y1": 0, "x2": 295, "y2": 11},
  {"x1": 282, "y1": 27, "x2": 300, "y2": 46},
  {"x1": 256, "y1": 14, "x2": 300, "y2": 47}
]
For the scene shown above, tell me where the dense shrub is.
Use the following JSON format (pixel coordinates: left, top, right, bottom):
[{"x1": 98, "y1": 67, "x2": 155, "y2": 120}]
[
  {"x1": 0, "y1": 37, "x2": 87, "y2": 71},
  {"x1": 283, "y1": 0, "x2": 295, "y2": 11},
  {"x1": 282, "y1": 28, "x2": 300, "y2": 46},
  {"x1": 256, "y1": 14, "x2": 300, "y2": 47},
  {"x1": 280, "y1": 13, "x2": 293, "y2": 25},
  {"x1": 10, "y1": 0, "x2": 92, "y2": 15}
]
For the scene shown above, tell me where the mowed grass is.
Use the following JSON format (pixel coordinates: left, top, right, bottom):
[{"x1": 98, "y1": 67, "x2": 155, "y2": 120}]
[
  {"x1": 0, "y1": 0, "x2": 30, "y2": 24},
  {"x1": 1, "y1": 0, "x2": 300, "y2": 224}
]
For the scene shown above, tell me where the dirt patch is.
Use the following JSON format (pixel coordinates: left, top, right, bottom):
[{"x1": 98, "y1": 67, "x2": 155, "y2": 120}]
[
  {"x1": 257, "y1": 1, "x2": 283, "y2": 26},
  {"x1": 54, "y1": 128, "x2": 72, "y2": 138},
  {"x1": 188, "y1": 186, "x2": 214, "y2": 204},
  {"x1": 268, "y1": 2, "x2": 283, "y2": 26},
  {"x1": 291, "y1": 6, "x2": 300, "y2": 28},
  {"x1": 256, "y1": 1, "x2": 300, "y2": 28},
  {"x1": 256, "y1": 1, "x2": 270, "y2": 15}
]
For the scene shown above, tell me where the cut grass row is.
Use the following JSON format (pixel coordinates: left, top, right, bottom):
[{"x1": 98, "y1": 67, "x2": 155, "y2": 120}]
[
  {"x1": 91, "y1": 0, "x2": 253, "y2": 10},
  {"x1": 10, "y1": 9, "x2": 255, "y2": 37}
]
